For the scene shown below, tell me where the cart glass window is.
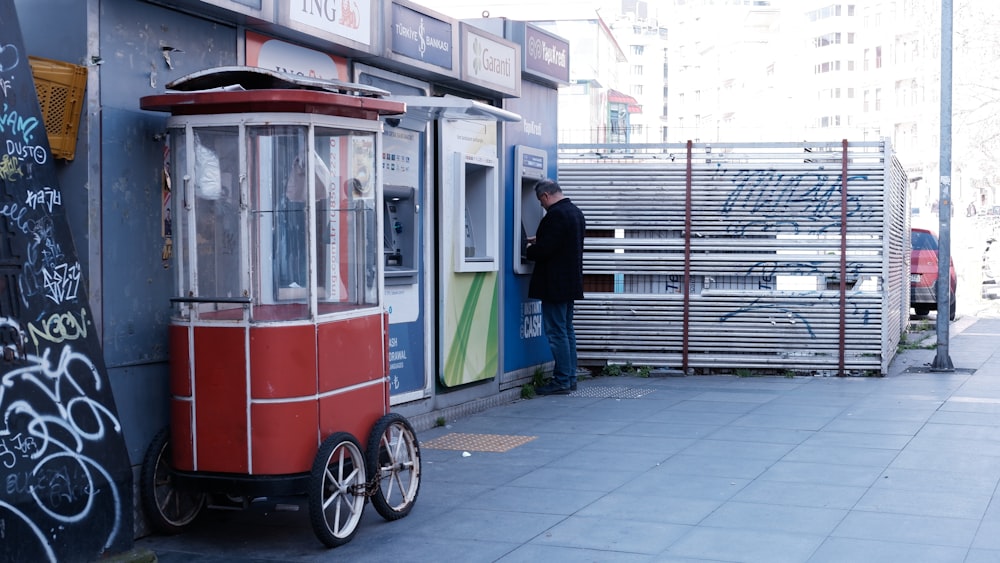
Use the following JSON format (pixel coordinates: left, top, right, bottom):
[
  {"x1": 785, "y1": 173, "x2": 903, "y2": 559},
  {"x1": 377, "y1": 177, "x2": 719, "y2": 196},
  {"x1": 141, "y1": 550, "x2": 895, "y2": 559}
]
[
  {"x1": 315, "y1": 128, "x2": 378, "y2": 313},
  {"x1": 171, "y1": 126, "x2": 244, "y2": 319},
  {"x1": 249, "y1": 126, "x2": 378, "y2": 320},
  {"x1": 249, "y1": 125, "x2": 310, "y2": 320}
]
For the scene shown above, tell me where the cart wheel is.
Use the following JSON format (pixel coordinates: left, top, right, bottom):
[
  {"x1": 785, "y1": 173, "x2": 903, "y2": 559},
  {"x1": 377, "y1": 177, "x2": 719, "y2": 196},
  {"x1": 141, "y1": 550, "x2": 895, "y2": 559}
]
[
  {"x1": 366, "y1": 413, "x2": 421, "y2": 521},
  {"x1": 140, "y1": 427, "x2": 206, "y2": 534},
  {"x1": 308, "y1": 432, "x2": 367, "y2": 548}
]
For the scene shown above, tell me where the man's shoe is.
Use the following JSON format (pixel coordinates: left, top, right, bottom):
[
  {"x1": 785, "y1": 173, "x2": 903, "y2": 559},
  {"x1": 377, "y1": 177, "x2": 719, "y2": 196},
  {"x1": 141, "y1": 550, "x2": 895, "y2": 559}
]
[
  {"x1": 536, "y1": 382, "x2": 570, "y2": 396},
  {"x1": 570, "y1": 381, "x2": 578, "y2": 391}
]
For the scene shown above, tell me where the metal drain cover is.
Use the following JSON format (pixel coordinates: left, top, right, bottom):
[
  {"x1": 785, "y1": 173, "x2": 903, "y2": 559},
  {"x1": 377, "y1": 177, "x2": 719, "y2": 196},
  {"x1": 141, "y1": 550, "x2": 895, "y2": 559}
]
[
  {"x1": 571, "y1": 385, "x2": 656, "y2": 399},
  {"x1": 422, "y1": 432, "x2": 537, "y2": 452}
]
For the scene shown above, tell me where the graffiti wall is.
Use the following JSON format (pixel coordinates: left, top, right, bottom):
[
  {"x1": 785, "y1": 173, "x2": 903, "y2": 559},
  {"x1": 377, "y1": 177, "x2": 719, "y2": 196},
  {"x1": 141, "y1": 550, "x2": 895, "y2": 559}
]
[
  {"x1": 0, "y1": 1, "x2": 132, "y2": 561},
  {"x1": 559, "y1": 140, "x2": 910, "y2": 375}
]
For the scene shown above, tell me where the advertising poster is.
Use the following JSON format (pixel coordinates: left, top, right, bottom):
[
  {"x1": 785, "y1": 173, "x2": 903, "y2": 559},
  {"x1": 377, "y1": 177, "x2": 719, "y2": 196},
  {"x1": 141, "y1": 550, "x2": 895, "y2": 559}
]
[{"x1": 245, "y1": 30, "x2": 348, "y2": 80}]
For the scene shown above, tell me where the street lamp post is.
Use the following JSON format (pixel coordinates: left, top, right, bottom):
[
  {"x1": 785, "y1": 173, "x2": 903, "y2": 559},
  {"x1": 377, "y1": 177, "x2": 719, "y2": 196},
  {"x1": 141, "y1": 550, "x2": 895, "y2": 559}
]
[{"x1": 932, "y1": 0, "x2": 954, "y2": 371}]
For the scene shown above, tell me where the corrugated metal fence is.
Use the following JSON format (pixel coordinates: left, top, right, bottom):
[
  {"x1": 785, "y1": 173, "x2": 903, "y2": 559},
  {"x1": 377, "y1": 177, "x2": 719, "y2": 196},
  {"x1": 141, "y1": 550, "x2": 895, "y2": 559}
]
[{"x1": 558, "y1": 140, "x2": 909, "y2": 376}]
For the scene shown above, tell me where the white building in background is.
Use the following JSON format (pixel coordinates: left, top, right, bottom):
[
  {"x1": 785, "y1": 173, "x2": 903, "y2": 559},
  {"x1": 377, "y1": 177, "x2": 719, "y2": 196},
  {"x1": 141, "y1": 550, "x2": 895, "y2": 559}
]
[
  {"x1": 605, "y1": 2, "x2": 670, "y2": 143},
  {"x1": 418, "y1": 0, "x2": 1000, "y2": 208},
  {"x1": 667, "y1": 0, "x2": 1000, "y2": 212},
  {"x1": 536, "y1": 16, "x2": 630, "y2": 143},
  {"x1": 666, "y1": 0, "x2": 785, "y2": 143}
]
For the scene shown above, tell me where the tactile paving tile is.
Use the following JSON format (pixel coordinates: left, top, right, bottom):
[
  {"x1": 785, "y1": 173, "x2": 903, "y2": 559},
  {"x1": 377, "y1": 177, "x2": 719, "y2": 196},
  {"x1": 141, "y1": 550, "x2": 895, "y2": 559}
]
[
  {"x1": 421, "y1": 432, "x2": 537, "y2": 452},
  {"x1": 570, "y1": 385, "x2": 656, "y2": 399}
]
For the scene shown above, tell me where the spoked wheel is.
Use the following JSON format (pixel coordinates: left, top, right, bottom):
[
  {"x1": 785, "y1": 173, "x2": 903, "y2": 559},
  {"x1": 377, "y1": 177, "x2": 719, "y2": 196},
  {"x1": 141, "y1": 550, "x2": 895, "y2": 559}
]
[
  {"x1": 366, "y1": 413, "x2": 421, "y2": 520},
  {"x1": 140, "y1": 427, "x2": 206, "y2": 534},
  {"x1": 308, "y1": 432, "x2": 367, "y2": 548}
]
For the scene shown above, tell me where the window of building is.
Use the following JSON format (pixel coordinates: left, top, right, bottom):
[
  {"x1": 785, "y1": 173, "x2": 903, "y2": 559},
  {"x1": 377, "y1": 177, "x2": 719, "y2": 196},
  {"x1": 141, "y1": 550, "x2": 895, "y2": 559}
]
[
  {"x1": 631, "y1": 45, "x2": 645, "y2": 56},
  {"x1": 632, "y1": 84, "x2": 643, "y2": 96},
  {"x1": 875, "y1": 88, "x2": 882, "y2": 110},
  {"x1": 876, "y1": 46, "x2": 882, "y2": 68},
  {"x1": 632, "y1": 64, "x2": 644, "y2": 76}
]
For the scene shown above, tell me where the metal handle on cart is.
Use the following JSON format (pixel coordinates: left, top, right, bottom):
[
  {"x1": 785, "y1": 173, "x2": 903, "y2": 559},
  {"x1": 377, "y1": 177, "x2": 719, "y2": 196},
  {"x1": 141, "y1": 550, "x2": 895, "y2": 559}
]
[{"x1": 170, "y1": 296, "x2": 251, "y2": 304}]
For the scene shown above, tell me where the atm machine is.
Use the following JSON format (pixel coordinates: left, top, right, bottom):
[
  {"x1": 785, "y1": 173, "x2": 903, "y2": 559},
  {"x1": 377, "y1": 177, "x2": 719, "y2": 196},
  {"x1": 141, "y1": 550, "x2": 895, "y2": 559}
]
[
  {"x1": 512, "y1": 145, "x2": 547, "y2": 274},
  {"x1": 383, "y1": 184, "x2": 417, "y2": 283}
]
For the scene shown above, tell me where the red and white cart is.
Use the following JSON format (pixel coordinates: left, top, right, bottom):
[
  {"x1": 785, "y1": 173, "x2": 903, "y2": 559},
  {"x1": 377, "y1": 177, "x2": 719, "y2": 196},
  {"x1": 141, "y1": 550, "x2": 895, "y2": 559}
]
[{"x1": 138, "y1": 68, "x2": 421, "y2": 547}]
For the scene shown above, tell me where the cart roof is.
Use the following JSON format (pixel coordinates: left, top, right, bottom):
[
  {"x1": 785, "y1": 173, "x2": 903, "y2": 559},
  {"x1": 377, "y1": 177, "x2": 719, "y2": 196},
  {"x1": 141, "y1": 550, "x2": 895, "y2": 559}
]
[{"x1": 140, "y1": 66, "x2": 404, "y2": 119}]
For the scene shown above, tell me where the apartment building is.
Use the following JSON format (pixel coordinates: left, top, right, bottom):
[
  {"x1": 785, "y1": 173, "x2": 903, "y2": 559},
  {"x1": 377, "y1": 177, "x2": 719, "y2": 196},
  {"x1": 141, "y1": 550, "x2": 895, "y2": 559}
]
[
  {"x1": 606, "y1": 3, "x2": 669, "y2": 143},
  {"x1": 667, "y1": 0, "x2": 1000, "y2": 211}
]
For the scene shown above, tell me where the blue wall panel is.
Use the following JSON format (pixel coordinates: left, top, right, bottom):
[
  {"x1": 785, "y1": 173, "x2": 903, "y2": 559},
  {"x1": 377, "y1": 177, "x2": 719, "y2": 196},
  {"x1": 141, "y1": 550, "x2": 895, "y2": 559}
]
[
  {"x1": 98, "y1": 2, "x2": 236, "y2": 463},
  {"x1": 502, "y1": 81, "x2": 559, "y2": 374}
]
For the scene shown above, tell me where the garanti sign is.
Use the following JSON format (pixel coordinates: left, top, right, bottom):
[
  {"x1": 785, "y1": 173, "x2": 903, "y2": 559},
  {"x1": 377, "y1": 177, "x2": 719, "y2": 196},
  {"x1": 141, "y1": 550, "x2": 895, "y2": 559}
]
[{"x1": 459, "y1": 22, "x2": 520, "y2": 98}]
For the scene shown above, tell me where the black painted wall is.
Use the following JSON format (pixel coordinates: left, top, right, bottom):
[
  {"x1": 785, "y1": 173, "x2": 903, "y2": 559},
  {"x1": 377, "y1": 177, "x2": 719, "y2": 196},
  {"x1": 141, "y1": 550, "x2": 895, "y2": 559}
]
[{"x1": 0, "y1": 1, "x2": 132, "y2": 560}]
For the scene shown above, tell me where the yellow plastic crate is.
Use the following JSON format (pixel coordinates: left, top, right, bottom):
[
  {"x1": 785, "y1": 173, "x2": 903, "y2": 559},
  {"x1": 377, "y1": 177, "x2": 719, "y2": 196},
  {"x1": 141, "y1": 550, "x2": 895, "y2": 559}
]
[{"x1": 29, "y1": 55, "x2": 87, "y2": 161}]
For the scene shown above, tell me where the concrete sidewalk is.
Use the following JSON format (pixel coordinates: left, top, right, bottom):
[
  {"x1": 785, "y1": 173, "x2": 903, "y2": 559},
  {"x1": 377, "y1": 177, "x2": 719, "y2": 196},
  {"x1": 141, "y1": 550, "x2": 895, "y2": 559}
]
[{"x1": 135, "y1": 316, "x2": 1000, "y2": 563}]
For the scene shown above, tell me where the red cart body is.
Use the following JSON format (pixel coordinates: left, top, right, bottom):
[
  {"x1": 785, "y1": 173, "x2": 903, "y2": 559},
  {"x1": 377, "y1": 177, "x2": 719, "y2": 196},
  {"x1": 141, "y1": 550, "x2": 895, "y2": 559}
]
[{"x1": 168, "y1": 313, "x2": 389, "y2": 476}]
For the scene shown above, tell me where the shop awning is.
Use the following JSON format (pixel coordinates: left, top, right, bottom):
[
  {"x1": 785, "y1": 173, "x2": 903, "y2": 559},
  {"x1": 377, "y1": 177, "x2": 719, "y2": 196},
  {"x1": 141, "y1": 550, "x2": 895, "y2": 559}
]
[
  {"x1": 388, "y1": 95, "x2": 522, "y2": 125},
  {"x1": 607, "y1": 89, "x2": 643, "y2": 114}
]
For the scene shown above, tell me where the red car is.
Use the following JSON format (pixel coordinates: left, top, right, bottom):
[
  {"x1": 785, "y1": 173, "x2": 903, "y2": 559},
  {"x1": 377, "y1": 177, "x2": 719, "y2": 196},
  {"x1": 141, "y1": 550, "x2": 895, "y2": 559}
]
[{"x1": 910, "y1": 227, "x2": 957, "y2": 320}]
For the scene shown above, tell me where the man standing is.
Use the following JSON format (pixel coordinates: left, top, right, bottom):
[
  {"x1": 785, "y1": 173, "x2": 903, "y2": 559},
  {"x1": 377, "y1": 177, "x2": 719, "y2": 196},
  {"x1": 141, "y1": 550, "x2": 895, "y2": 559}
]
[{"x1": 525, "y1": 179, "x2": 586, "y2": 395}]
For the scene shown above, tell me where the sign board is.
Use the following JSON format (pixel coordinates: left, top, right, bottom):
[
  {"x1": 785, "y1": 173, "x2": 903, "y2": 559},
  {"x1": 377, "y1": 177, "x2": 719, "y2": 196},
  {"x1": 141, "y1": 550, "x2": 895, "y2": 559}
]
[
  {"x1": 279, "y1": 0, "x2": 375, "y2": 49},
  {"x1": 518, "y1": 22, "x2": 570, "y2": 85},
  {"x1": 389, "y1": 1, "x2": 454, "y2": 71},
  {"x1": 459, "y1": 22, "x2": 520, "y2": 98}
]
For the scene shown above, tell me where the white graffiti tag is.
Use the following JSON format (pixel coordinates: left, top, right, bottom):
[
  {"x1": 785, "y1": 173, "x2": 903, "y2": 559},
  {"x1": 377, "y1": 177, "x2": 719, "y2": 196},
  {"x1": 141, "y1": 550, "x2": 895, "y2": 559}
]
[{"x1": 0, "y1": 318, "x2": 123, "y2": 562}]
